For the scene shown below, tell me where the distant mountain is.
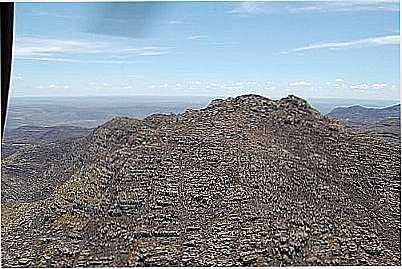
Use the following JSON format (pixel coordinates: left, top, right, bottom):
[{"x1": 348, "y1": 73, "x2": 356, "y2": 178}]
[
  {"x1": 1, "y1": 125, "x2": 92, "y2": 158},
  {"x1": 327, "y1": 104, "x2": 400, "y2": 124},
  {"x1": 327, "y1": 104, "x2": 400, "y2": 143},
  {"x1": 1, "y1": 95, "x2": 400, "y2": 266},
  {"x1": 3, "y1": 125, "x2": 92, "y2": 144}
]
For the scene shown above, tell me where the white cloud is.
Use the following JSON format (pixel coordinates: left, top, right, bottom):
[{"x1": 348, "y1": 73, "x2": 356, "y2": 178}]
[
  {"x1": 229, "y1": 1, "x2": 399, "y2": 16},
  {"x1": 246, "y1": 81, "x2": 258, "y2": 85},
  {"x1": 122, "y1": 46, "x2": 171, "y2": 56},
  {"x1": 335, "y1": 78, "x2": 345, "y2": 83},
  {"x1": 139, "y1": 51, "x2": 168, "y2": 56},
  {"x1": 14, "y1": 37, "x2": 106, "y2": 57},
  {"x1": 351, "y1": 84, "x2": 370, "y2": 90},
  {"x1": 289, "y1": 81, "x2": 312, "y2": 87},
  {"x1": 350, "y1": 83, "x2": 388, "y2": 90},
  {"x1": 168, "y1": 20, "x2": 183, "y2": 25},
  {"x1": 15, "y1": 75, "x2": 23, "y2": 80},
  {"x1": 188, "y1": 35, "x2": 207, "y2": 40},
  {"x1": 229, "y1": 2, "x2": 267, "y2": 15},
  {"x1": 118, "y1": 46, "x2": 172, "y2": 57},
  {"x1": 371, "y1": 83, "x2": 388, "y2": 89},
  {"x1": 289, "y1": 0, "x2": 400, "y2": 13},
  {"x1": 19, "y1": 57, "x2": 135, "y2": 64},
  {"x1": 14, "y1": 36, "x2": 172, "y2": 62},
  {"x1": 283, "y1": 35, "x2": 399, "y2": 54},
  {"x1": 41, "y1": 83, "x2": 70, "y2": 90},
  {"x1": 18, "y1": 57, "x2": 82, "y2": 63},
  {"x1": 264, "y1": 85, "x2": 277, "y2": 91}
]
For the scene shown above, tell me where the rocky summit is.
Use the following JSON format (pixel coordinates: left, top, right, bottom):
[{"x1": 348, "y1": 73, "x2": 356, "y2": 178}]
[{"x1": 1, "y1": 94, "x2": 400, "y2": 267}]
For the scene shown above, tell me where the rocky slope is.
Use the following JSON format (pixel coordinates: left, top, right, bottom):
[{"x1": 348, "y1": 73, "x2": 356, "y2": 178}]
[
  {"x1": 349, "y1": 117, "x2": 400, "y2": 143},
  {"x1": 1, "y1": 94, "x2": 400, "y2": 266}
]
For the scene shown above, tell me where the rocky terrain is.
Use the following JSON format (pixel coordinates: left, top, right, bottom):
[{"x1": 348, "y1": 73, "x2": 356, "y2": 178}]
[
  {"x1": 347, "y1": 117, "x2": 401, "y2": 143},
  {"x1": 327, "y1": 104, "x2": 400, "y2": 143},
  {"x1": 2, "y1": 125, "x2": 92, "y2": 158},
  {"x1": 1, "y1": 94, "x2": 400, "y2": 266}
]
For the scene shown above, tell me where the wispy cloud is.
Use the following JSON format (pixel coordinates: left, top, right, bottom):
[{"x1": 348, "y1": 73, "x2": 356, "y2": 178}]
[
  {"x1": 351, "y1": 83, "x2": 388, "y2": 90},
  {"x1": 36, "y1": 83, "x2": 70, "y2": 90},
  {"x1": 371, "y1": 83, "x2": 388, "y2": 90},
  {"x1": 121, "y1": 46, "x2": 172, "y2": 56},
  {"x1": 168, "y1": 20, "x2": 183, "y2": 25},
  {"x1": 138, "y1": 51, "x2": 168, "y2": 56},
  {"x1": 282, "y1": 35, "x2": 399, "y2": 54},
  {"x1": 14, "y1": 37, "x2": 106, "y2": 57},
  {"x1": 229, "y1": 1, "x2": 399, "y2": 16},
  {"x1": 289, "y1": 81, "x2": 312, "y2": 87},
  {"x1": 188, "y1": 35, "x2": 207, "y2": 40},
  {"x1": 229, "y1": 2, "x2": 267, "y2": 15},
  {"x1": 288, "y1": 0, "x2": 400, "y2": 13},
  {"x1": 17, "y1": 57, "x2": 81, "y2": 63},
  {"x1": 14, "y1": 36, "x2": 173, "y2": 62},
  {"x1": 350, "y1": 83, "x2": 370, "y2": 90},
  {"x1": 16, "y1": 56, "x2": 138, "y2": 65}
]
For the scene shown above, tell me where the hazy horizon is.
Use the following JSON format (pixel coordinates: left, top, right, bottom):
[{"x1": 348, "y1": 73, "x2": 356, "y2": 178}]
[
  {"x1": 8, "y1": 94, "x2": 401, "y2": 102},
  {"x1": 5, "y1": 94, "x2": 400, "y2": 130}
]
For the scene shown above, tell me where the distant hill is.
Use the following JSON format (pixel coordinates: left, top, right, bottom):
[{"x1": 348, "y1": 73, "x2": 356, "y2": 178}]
[
  {"x1": 1, "y1": 94, "x2": 400, "y2": 266},
  {"x1": 327, "y1": 104, "x2": 400, "y2": 124},
  {"x1": 1, "y1": 125, "x2": 92, "y2": 158},
  {"x1": 327, "y1": 104, "x2": 400, "y2": 143},
  {"x1": 3, "y1": 125, "x2": 92, "y2": 144}
]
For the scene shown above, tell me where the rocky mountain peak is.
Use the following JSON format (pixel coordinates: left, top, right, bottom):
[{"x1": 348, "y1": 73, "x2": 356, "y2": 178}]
[
  {"x1": 1, "y1": 94, "x2": 400, "y2": 267},
  {"x1": 206, "y1": 94, "x2": 316, "y2": 112},
  {"x1": 203, "y1": 94, "x2": 322, "y2": 127}
]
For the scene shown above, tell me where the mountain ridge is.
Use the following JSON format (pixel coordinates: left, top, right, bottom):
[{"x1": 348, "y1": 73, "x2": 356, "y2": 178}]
[
  {"x1": 327, "y1": 103, "x2": 400, "y2": 143},
  {"x1": 327, "y1": 103, "x2": 400, "y2": 123},
  {"x1": 1, "y1": 94, "x2": 400, "y2": 266}
]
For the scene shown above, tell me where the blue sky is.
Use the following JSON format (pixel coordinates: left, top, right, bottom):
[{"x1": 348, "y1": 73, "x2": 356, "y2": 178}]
[{"x1": 11, "y1": 1, "x2": 400, "y2": 100}]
